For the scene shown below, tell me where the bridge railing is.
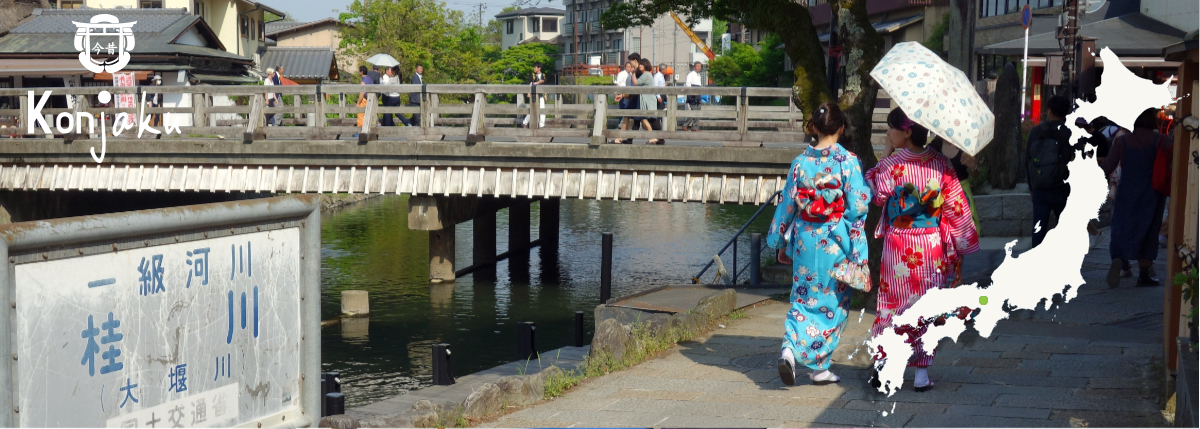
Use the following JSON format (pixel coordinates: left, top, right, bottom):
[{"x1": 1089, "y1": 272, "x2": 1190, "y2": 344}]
[{"x1": 0, "y1": 84, "x2": 805, "y2": 146}]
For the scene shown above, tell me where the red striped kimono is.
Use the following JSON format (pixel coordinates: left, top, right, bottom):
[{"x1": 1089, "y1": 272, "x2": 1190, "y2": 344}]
[{"x1": 865, "y1": 148, "x2": 980, "y2": 367}]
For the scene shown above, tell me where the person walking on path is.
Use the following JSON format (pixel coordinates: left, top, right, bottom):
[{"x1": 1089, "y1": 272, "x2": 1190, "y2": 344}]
[
  {"x1": 379, "y1": 65, "x2": 408, "y2": 127},
  {"x1": 1102, "y1": 107, "x2": 1170, "y2": 288},
  {"x1": 355, "y1": 66, "x2": 375, "y2": 133},
  {"x1": 926, "y1": 137, "x2": 980, "y2": 233},
  {"x1": 408, "y1": 65, "x2": 424, "y2": 127},
  {"x1": 682, "y1": 62, "x2": 703, "y2": 131},
  {"x1": 368, "y1": 65, "x2": 381, "y2": 88},
  {"x1": 636, "y1": 59, "x2": 661, "y2": 144},
  {"x1": 652, "y1": 64, "x2": 667, "y2": 137},
  {"x1": 611, "y1": 59, "x2": 637, "y2": 144},
  {"x1": 865, "y1": 108, "x2": 980, "y2": 392},
  {"x1": 1025, "y1": 95, "x2": 1077, "y2": 247},
  {"x1": 522, "y1": 63, "x2": 546, "y2": 128},
  {"x1": 767, "y1": 102, "x2": 872, "y2": 386}
]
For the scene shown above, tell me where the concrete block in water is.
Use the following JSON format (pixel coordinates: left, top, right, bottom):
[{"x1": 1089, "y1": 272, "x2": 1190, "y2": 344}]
[{"x1": 342, "y1": 290, "x2": 370, "y2": 316}]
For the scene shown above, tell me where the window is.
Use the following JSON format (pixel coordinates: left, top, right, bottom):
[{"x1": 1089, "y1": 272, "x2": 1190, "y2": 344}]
[
  {"x1": 531, "y1": 17, "x2": 540, "y2": 33},
  {"x1": 980, "y1": 0, "x2": 1044, "y2": 19},
  {"x1": 240, "y1": 16, "x2": 249, "y2": 37},
  {"x1": 506, "y1": 20, "x2": 514, "y2": 34},
  {"x1": 140, "y1": 0, "x2": 163, "y2": 8},
  {"x1": 612, "y1": 38, "x2": 621, "y2": 51},
  {"x1": 251, "y1": 19, "x2": 258, "y2": 41},
  {"x1": 544, "y1": 18, "x2": 558, "y2": 32},
  {"x1": 259, "y1": 19, "x2": 265, "y2": 41},
  {"x1": 631, "y1": 37, "x2": 640, "y2": 53},
  {"x1": 57, "y1": 0, "x2": 84, "y2": 8},
  {"x1": 193, "y1": 1, "x2": 206, "y2": 19}
]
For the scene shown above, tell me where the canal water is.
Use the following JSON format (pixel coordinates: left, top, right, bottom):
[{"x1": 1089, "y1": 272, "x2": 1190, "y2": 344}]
[{"x1": 320, "y1": 196, "x2": 773, "y2": 407}]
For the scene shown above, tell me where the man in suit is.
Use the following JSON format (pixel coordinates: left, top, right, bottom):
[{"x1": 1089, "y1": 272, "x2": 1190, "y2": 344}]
[
  {"x1": 368, "y1": 65, "x2": 381, "y2": 88},
  {"x1": 408, "y1": 64, "x2": 424, "y2": 126}
]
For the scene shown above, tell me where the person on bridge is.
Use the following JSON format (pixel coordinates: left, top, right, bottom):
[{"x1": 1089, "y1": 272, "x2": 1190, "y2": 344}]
[
  {"x1": 611, "y1": 59, "x2": 637, "y2": 144},
  {"x1": 864, "y1": 108, "x2": 980, "y2": 393},
  {"x1": 768, "y1": 102, "x2": 872, "y2": 386},
  {"x1": 409, "y1": 65, "x2": 425, "y2": 127},
  {"x1": 522, "y1": 62, "x2": 546, "y2": 129},
  {"x1": 682, "y1": 62, "x2": 703, "y2": 131},
  {"x1": 379, "y1": 65, "x2": 408, "y2": 127},
  {"x1": 636, "y1": 59, "x2": 661, "y2": 145}
]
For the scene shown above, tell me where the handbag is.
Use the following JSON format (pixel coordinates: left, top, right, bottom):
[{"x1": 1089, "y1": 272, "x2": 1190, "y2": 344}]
[
  {"x1": 1152, "y1": 134, "x2": 1172, "y2": 196},
  {"x1": 355, "y1": 97, "x2": 369, "y2": 128},
  {"x1": 832, "y1": 260, "x2": 871, "y2": 291}
]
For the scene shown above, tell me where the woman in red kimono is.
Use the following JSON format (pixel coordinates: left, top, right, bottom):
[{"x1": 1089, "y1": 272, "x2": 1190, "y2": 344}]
[{"x1": 866, "y1": 108, "x2": 980, "y2": 392}]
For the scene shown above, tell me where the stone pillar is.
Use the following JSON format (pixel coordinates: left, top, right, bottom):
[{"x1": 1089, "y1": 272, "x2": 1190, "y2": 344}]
[
  {"x1": 538, "y1": 199, "x2": 560, "y2": 248},
  {"x1": 509, "y1": 198, "x2": 531, "y2": 251},
  {"x1": 429, "y1": 228, "x2": 456, "y2": 283},
  {"x1": 473, "y1": 210, "x2": 497, "y2": 280}
]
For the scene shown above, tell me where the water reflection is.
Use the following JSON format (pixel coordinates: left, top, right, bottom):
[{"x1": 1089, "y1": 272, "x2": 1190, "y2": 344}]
[{"x1": 320, "y1": 196, "x2": 770, "y2": 407}]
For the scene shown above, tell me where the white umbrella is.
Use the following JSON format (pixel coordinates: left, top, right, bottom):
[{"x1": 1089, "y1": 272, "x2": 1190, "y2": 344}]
[
  {"x1": 869, "y1": 42, "x2": 995, "y2": 156},
  {"x1": 365, "y1": 53, "x2": 400, "y2": 67}
]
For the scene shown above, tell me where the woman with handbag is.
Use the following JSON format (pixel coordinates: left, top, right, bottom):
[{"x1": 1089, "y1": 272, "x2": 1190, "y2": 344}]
[
  {"x1": 1102, "y1": 108, "x2": 1171, "y2": 287},
  {"x1": 767, "y1": 102, "x2": 872, "y2": 386},
  {"x1": 864, "y1": 108, "x2": 980, "y2": 392}
]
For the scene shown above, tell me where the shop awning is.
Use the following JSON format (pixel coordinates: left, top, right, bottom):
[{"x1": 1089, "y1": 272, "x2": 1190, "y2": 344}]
[{"x1": 0, "y1": 59, "x2": 90, "y2": 76}]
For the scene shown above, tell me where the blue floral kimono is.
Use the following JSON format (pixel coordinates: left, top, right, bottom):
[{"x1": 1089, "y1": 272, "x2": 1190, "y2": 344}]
[{"x1": 767, "y1": 143, "x2": 872, "y2": 371}]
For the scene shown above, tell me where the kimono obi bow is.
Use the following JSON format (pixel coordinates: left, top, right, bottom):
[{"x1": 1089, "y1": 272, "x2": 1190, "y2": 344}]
[
  {"x1": 886, "y1": 180, "x2": 943, "y2": 229},
  {"x1": 795, "y1": 174, "x2": 845, "y2": 223}
]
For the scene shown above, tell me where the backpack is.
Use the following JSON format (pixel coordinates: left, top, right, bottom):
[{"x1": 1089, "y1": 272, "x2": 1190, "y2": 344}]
[{"x1": 1026, "y1": 123, "x2": 1070, "y2": 190}]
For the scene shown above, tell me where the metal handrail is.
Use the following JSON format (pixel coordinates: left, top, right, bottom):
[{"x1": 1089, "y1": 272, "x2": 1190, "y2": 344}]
[{"x1": 692, "y1": 190, "x2": 781, "y2": 284}]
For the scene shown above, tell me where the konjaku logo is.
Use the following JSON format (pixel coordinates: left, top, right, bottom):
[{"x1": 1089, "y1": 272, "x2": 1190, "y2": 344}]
[{"x1": 26, "y1": 13, "x2": 184, "y2": 163}]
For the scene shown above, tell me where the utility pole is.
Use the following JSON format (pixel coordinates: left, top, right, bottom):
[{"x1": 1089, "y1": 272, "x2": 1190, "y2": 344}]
[
  {"x1": 1062, "y1": 0, "x2": 1080, "y2": 102},
  {"x1": 475, "y1": 3, "x2": 487, "y2": 28}
]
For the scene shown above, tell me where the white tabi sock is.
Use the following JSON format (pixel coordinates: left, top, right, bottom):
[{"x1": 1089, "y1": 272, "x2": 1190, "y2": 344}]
[
  {"x1": 781, "y1": 347, "x2": 796, "y2": 368},
  {"x1": 914, "y1": 368, "x2": 930, "y2": 387},
  {"x1": 811, "y1": 369, "x2": 840, "y2": 382}
]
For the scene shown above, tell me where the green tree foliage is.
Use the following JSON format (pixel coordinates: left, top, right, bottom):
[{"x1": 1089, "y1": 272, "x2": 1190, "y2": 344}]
[
  {"x1": 490, "y1": 43, "x2": 559, "y2": 84},
  {"x1": 338, "y1": 0, "x2": 490, "y2": 84},
  {"x1": 709, "y1": 34, "x2": 789, "y2": 88}
]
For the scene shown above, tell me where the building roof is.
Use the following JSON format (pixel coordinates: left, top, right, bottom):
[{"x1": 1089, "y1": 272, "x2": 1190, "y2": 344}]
[
  {"x1": 0, "y1": 8, "x2": 249, "y2": 63},
  {"x1": 261, "y1": 46, "x2": 337, "y2": 81},
  {"x1": 519, "y1": 34, "x2": 561, "y2": 46},
  {"x1": 265, "y1": 18, "x2": 345, "y2": 37},
  {"x1": 977, "y1": 13, "x2": 1187, "y2": 56},
  {"x1": 816, "y1": 14, "x2": 923, "y2": 42},
  {"x1": 495, "y1": 7, "x2": 565, "y2": 19}
]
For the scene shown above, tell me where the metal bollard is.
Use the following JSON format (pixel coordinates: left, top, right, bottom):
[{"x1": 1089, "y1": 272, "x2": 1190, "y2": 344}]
[
  {"x1": 517, "y1": 321, "x2": 538, "y2": 361},
  {"x1": 325, "y1": 392, "x2": 345, "y2": 416},
  {"x1": 601, "y1": 232, "x2": 612, "y2": 303},
  {"x1": 574, "y1": 311, "x2": 585, "y2": 347},
  {"x1": 432, "y1": 343, "x2": 455, "y2": 386},
  {"x1": 328, "y1": 371, "x2": 342, "y2": 393},
  {"x1": 750, "y1": 233, "x2": 761, "y2": 286},
  {"x1": 320, "y1": 375, "x2": 327, "y2": 417}
]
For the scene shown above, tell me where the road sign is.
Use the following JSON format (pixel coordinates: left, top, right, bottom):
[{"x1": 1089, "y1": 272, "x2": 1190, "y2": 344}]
[
  {"x1": 0, "y1": 195, "x2": 322, "y2": 428},
  {"x1": 1021, "y1": 5, "x2": 1033, "y2": 29}
]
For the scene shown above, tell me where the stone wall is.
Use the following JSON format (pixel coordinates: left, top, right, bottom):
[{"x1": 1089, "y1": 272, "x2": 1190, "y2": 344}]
[
  {"x1": 975, "y1": 192, "x2": 1113, "y2": 237},
  {"x1": 974, "y1": 193, "x2": 1033, "y2": 237}
]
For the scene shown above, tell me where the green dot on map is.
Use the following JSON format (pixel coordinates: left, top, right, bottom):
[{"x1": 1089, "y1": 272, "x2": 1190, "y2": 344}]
[{"x1": 979, "y1": 296, "x2": 988, "y2": 305}]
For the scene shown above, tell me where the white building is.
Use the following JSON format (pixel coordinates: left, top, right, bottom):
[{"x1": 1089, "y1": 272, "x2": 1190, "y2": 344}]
[
  {"x1": 497, "y1": 7, "x2": 565, "y2": 50},
  {"x1": 558, "y1": 0, "x2": 711, "y2": 83}
]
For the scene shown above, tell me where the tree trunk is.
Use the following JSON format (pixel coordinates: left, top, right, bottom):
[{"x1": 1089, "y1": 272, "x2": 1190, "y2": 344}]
[
  {"x1": 948, "y1": 0, "x2": 977, "y2": 81},
  {"x1": 985, "y1": 62, "x2": 1024, "y2": 189}
]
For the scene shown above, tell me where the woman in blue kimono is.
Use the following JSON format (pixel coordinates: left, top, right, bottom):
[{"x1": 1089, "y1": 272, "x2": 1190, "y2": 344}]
[{"x1": 768, "y1": 102, "x2": 873, "y2": 385}]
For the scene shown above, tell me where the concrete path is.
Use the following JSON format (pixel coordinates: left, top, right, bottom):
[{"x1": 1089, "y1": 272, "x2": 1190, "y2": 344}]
[{"x1": 481, "y1": 230, "x2": 1168, "y2": 427}]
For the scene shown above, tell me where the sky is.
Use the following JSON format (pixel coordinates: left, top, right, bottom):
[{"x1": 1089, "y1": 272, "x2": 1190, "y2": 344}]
[{"x1": 258, "y1": 0, "x2": 561, "y2": 25}]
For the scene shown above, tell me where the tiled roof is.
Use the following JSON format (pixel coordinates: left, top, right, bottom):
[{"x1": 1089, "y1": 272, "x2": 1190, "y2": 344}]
[
  {"x1": 261, "y1": 46, "x2": 336, "y2": 81},
  {"x1": 495, "y1": 7, "x2": 565, "y2": 19},
  {"x1": 265, "y1": 18, "x2": 344, "y2": 36},
  {"x1": 265, "y1": 21, "x2": 307, "y2": 35},
  {"x1": 0, "y1": 8, "x2": 248, "y2": 62},
  {"x1": 10, "y1": 7, "x2": 193, "y2": 34},
  {"x1": 978, "y1": 13, "x2": 1187, "y2": 56}
]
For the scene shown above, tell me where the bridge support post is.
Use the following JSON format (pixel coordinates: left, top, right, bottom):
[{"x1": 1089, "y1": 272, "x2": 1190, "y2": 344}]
[
  {"x1": 538, "y1": 198, "x2": 559, "y2": 249},
  {"x1": 473, "y1": 209, "x2": 497, "y2": 280},
  {"x1": 509, "y1": 198, "x2": 531, "y2": 251},
  {"x1": 429, "y1": 227, "x2": 456, "y2": 283}
]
